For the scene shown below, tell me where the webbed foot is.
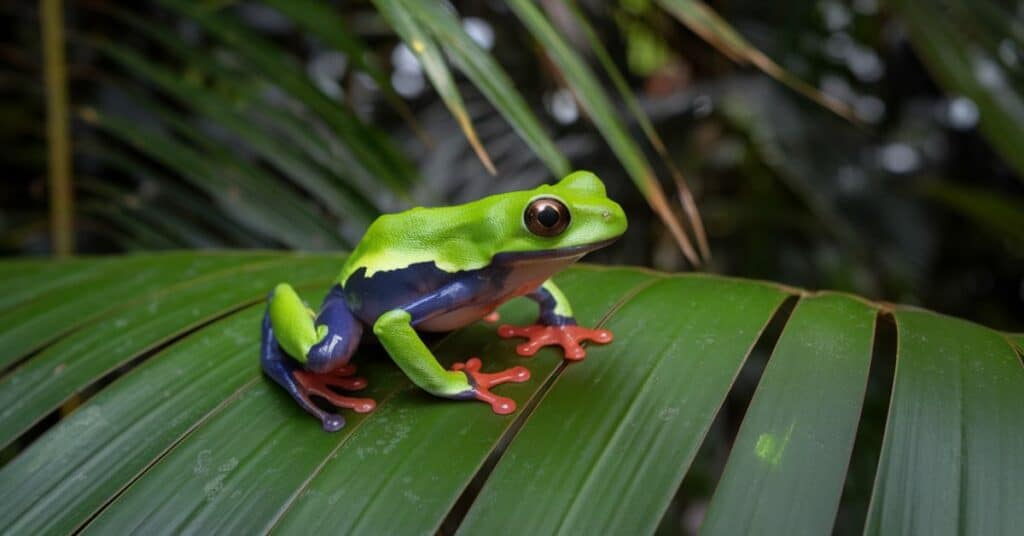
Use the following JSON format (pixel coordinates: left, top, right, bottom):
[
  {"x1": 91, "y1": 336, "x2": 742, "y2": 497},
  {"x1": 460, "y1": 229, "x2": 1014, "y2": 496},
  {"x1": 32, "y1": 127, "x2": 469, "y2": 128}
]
[
  {"x1": 451, "y1": 358, "x2": 530, "y2": 415},
  {"x1": 498, "y1": 323, "x2": 613, "y2": 361},
  {"x1": 293, "y1": 364, "x2": 377, "y2": 431}
]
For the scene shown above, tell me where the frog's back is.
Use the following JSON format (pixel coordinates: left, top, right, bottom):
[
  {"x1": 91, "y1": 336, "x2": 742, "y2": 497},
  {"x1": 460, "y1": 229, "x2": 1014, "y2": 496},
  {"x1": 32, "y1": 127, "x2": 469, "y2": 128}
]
[{"x1": 337, "y1": 200, "x2": 506, "y2": 287}]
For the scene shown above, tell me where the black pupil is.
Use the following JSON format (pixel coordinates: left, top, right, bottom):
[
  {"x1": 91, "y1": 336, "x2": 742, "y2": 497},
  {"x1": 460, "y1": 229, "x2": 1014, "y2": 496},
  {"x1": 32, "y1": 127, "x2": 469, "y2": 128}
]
[{"x1": 537, "y1": 206, "x2": 560, "y2": 227}]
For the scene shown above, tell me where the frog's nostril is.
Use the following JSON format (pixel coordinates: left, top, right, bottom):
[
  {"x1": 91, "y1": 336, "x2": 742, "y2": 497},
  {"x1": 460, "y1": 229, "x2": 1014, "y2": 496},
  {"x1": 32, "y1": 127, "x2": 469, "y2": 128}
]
[{"x1": 601, "y1": 210, "x2": 611, "y2": 220}]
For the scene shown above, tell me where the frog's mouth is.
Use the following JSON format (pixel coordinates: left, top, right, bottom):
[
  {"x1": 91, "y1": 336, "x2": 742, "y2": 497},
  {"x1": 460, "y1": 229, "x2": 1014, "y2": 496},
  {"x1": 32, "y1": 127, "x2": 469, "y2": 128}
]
[{"x1": 492, "y1": 236, "x2": 620, "y2": 265}]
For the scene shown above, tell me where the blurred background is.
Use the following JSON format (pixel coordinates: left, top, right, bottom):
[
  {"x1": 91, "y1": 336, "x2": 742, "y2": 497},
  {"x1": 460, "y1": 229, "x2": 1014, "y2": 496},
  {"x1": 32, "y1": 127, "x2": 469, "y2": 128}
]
[{"x1": 1, "y1": 0, "x2": 1022, "y2": 531}]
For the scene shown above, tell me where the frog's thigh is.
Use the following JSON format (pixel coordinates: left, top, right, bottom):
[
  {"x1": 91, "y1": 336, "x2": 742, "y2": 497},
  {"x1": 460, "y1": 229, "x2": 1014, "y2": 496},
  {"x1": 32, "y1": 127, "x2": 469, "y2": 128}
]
[
  {"x1": 267, "y1": 283, "x2": 321, "y2": 360},
  {"x1": 306, "y1": 285, "x2": 362, "y2": 372},
  {"x1": 373, "y1": 309, "x2": 471, "y2": 398},
  {"x1": 268, "y1": 283, "x2": 362, "y2": 372}
]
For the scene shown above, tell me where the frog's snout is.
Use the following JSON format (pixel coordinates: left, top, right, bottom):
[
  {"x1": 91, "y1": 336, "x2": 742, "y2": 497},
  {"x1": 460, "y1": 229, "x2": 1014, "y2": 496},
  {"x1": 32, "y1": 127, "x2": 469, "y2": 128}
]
[{"x1": 602, "y1": 201, "x2": 628, "y2": 234}]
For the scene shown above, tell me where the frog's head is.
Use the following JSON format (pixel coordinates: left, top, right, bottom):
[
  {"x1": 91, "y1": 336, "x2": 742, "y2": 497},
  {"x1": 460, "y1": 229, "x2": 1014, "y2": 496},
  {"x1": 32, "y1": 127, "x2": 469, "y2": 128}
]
[{"x1": 487, "y1": 170, "x2": 627, "y2": 261}]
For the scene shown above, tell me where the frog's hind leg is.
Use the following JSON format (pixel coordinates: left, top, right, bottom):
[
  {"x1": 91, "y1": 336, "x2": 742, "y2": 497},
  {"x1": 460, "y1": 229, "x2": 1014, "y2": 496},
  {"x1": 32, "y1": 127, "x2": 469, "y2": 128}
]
[
  {"x1": 498, "y1": 279, "x2": 612, "y2": 360},
  {"x1": 262, "y1": 283, "x2": 374, "y2": 432},
  {"x1": 373, "y1": 309, "x2": 530, "y2": 415}
]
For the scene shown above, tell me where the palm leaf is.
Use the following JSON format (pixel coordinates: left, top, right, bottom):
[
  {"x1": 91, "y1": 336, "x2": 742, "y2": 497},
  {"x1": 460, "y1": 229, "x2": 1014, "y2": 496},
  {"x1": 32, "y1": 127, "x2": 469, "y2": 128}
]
[
  {"x1": 507, "y1": 0, "x2": 702, "y2": 266},
  {"x1": 921, "y1": 182, "x2": 1024, "y2": 248},
  {"x1": 77, "y1": 179, "x2": 224, "y2": 249},
  {"x1": 563, "y1": 0, "x2": 711, "y2": 261},
  {"x1": 887, "y1": 0, "x2": 1024, "y2": 185},
  {"x1": 1, "y1": 253, "x2": 1021, "y2": 534},
  {"x1": 92, "y1": 39, "x2": 379, "y2": 227},
  {"x1": 77, "y1": 143, "x2": 267, "y2": 248},
  {"x1": 82, "y1": 107, "x2": 342, "y2": 249},
  {"x1": 91, "y1": 3, "x2": 387, "y2": 207},
  {"x1": 372, "y1": 0, "x2": 496, "y2": 175},
  {"x1": 656, "y1": 0, "x2": 856, "y2": 122},
  {"x1": 395, "y1": 0, "x2": 570, "y2": 178},
  {"x1": 156, "y1": 0, "x2": 417, "y2": 195},
  {"x1": 258, "y1": 0, "x2": 424, "y2": 143}
]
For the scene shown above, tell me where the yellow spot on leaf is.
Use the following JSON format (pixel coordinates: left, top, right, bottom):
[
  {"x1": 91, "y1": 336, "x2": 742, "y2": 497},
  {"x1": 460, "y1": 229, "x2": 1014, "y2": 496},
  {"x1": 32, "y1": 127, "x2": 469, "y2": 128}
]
[{"x1": 754, "y1": 423, "x2": 795, "y2": 466}]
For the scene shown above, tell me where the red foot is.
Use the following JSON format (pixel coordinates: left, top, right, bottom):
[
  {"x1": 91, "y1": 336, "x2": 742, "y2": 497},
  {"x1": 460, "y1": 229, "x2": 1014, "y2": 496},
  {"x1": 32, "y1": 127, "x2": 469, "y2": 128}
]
[
  {"x1": 294, "y1": 365, "x2": 376, "y2": 413},
  {"x1": 498, "y1": 323, "x2": 613, "y2": 361},
  {"x1": 451, "y1": 357, "x2": 530, "y2": 414}
]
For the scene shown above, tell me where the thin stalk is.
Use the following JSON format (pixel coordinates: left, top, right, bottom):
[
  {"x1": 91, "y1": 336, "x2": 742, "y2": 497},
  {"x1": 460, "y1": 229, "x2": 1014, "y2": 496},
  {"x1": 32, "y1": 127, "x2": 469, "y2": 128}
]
[{"x1": 41, "y1": 0, "x2": 74, "y2": 256}]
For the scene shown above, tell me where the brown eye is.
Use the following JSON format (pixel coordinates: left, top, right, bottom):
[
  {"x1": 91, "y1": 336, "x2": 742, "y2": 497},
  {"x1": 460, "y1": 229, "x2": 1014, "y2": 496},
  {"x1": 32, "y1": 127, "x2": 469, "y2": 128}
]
[{"x1": 524, "y1": 197, "x2": 570, "y2": 237}]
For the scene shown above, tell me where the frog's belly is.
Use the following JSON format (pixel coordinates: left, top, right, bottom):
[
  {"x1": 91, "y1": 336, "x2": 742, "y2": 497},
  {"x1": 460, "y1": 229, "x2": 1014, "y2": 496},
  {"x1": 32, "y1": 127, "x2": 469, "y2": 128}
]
[
  {"x1": 416, "y1": 257, "x2": 577, "y2": 331},
  {"x1": 346, "y1": 253, "x2": 584, "y2": 332},
  {"x1": 416, "y1": 304, "x2": 497, "y2": 332}
]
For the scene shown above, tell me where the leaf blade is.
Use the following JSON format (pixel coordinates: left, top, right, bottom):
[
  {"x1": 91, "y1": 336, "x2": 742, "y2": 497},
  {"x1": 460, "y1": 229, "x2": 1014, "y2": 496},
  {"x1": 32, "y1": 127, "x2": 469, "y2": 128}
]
[
  {"x1": 562, "y1": 0, "x2": 710, "y2": 261},
  {"x1": 701, "y1": 293, "x2": 877, "y2": 535},
  {"x1": 656, "y1": 0, "x2": 856, "y2": 121},
  {"x1": 459, "y1": 275, "x2": 789, "y2": 534},
  {"x1": 156, "y1": 0, "x2": 418, "y2": 194},
  {"x1": 887, "y1": 0, "x2": 1024, "y2": 184},
  {"x1": 0, "y1": 277, "x2": 339, "y2": 535},
  {"x1": 399, "y1": 0, "x2": 570, "y2": 178},
  {"x1": 0, "y1": 255, "x2": 340, "y2": 450},
  {"x1": 0, "y1": 252, "x2": 275, "y2": 369},
  {"x1": 865, "y1": 309, "x2": 1024, "y2": 534},
  {"x1": 270, "y1": 269, "x2": 655, "y2": 534},
  {"x1": 507, "y1": 0, "x2": 702, "y2": 266},
  {"x1": 373, "y1": 0, "x2": 496, "y2": 174}
]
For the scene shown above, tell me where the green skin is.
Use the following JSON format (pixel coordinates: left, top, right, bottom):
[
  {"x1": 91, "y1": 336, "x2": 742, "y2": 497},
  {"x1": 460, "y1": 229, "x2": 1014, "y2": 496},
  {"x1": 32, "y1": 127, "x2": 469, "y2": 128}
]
[{"x1": 266, "y1": 171, "x2": 627, "y2": 419}]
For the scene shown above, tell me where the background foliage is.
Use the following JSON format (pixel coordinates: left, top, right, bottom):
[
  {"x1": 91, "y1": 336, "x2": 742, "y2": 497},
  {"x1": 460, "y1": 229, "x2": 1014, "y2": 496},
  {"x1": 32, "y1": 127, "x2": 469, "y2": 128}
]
[{"x1": 1, "y1": 0, "x2": 1023, "y2": 534}]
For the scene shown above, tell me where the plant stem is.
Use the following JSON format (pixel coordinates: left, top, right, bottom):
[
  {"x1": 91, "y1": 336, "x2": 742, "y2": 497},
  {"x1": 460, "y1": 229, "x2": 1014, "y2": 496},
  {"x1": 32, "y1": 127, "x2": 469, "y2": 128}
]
[{"x1": 41, "y1": 0, "x2": 74, "y2": 257}]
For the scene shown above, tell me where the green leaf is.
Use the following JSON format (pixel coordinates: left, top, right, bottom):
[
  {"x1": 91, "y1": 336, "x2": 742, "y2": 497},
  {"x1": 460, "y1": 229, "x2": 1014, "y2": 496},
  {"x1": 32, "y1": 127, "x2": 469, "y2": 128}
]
[
  {"x1": 156, "y1": 0, "x2": 417, "y2": 195},
  {"x1": 0, "y1": 257, "x2": 115, "y2": 314},
  {"x1": 259, "y1": 0, "x2": 423, "y2": 140},
  {"x1": 85, "y1": 268, "x2": 654, "y2": 534},
  {"x1": 79, "y1": 199, "x2": 181, "y2": 250},
  {"x1": 397, "y1": 0, "x2": 570, "y2": 178},
  {"x1": 78, "y1": 180, "x2": 221, "y2": 249},
  {"x1": 0, "y1": 252, "x2": 272, "y2": 370},
  {"x1": 373, "y1": 0, "x2": 496, "y2": 174},
  {"x1": 887, "y1": 0, "x2": 1024, "y2": 184},
  {"x1": 507, "y1": 0, "x2": 703, "y2": 266},
  {"x1": 2, "y1": 306, "x2": 272, "y2": 535},
  {"x1": 0, "y1": 255, "x2": 339, "y2": 450},
  {"x1": 78, "y1": 143, "x2": 266, "y2": 248},
  {"x1": 1010, "y1": 333, "x2": 1024, "y2": 355},
  {"x1": 563, "y1": 0, "x2": 710, "y2": 261},
  {"x1": 656, "y1": 0, "x2": 855, "y2": 121},
  {"x1": 89, "y1": 3, "x2": 386, "y2": 210},
  {"x1": 81, "y1": 108, "x2": 341, "y2": 249},
  {"x1": 865, "y1": 309, "x2": 1024, "y2": 534},
  {"x1": 921, "y1": 182, "x2": 1024, "y2": 247},
  {"x1": 460, "y1": 274, "x2": 787, "y2": 533},
  {"x1": 701, "y1": 293, "x2": 876, "y2": 534},
  {"x1": 94, "y1": 40, "x2": 378, "y2": 227},
  {"x1": 1, "y1": 253, "x2": 1021, "y2": 533}
]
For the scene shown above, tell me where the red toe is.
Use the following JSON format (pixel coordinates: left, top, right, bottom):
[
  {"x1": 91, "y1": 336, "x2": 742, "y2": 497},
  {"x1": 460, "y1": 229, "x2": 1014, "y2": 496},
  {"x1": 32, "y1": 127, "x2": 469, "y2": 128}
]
[
  {"x1": 294, "y1": 370, "x2": 377, "y2": 413},
  {"x1": 498, "y1": 323, "x2": 614, "y2": 361},
  {"x1": 451, "y1": 357, "x2": 531, "y2": 414}
]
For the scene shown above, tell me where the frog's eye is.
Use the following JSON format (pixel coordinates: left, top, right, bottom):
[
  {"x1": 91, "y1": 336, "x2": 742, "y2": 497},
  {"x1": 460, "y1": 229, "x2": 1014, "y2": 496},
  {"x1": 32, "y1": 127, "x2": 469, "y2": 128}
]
[{"x1": 524, "y1": 197, "x2": 570, "y2": 237}]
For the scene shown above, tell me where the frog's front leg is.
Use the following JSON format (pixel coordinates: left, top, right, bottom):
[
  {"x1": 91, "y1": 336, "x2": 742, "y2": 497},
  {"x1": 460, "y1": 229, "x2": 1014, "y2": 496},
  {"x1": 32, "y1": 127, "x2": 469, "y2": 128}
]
[
  {"x1": 373, "y1": 309, "x2": 530, "y2": 415},
  {"x1": 498, "y1": 279, "x2": 613, "y2": 360},
  {"x1": 261, "y1": 284, "x2": 375, "y2": 432}
]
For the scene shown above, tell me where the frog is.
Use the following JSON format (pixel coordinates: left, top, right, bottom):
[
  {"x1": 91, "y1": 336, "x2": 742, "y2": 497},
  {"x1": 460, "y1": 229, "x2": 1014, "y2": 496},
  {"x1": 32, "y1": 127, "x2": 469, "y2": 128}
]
[{"x1": 260, "y1": 170, "x2": 628, "y2": 431}]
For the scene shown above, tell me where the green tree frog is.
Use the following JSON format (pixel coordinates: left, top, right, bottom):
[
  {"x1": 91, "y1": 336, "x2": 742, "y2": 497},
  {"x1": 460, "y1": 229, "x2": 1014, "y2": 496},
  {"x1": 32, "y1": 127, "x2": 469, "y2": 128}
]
[{"x1": 261, "y1": 171, "x2": 628, "y2": 431}]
